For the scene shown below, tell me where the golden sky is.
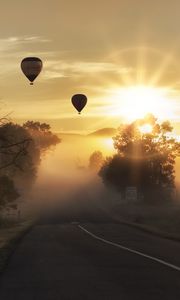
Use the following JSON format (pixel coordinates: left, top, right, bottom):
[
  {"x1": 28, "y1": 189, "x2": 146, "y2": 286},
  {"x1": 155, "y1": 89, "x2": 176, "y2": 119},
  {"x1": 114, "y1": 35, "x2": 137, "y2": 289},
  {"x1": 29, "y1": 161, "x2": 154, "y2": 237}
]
[{"x1": 0, "y1": 0, "x2": 180, "y2": 133}]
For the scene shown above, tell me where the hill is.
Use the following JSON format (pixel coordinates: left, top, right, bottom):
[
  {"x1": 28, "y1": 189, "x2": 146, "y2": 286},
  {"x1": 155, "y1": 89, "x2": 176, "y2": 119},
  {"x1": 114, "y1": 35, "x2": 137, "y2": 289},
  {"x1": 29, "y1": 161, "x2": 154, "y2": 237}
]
[
  {"x1": 88, "y1": 128, "x2": 117, "y2": 137},
  {"x1": 56, "y1": 128, "x2": 117, "y2": 138}
]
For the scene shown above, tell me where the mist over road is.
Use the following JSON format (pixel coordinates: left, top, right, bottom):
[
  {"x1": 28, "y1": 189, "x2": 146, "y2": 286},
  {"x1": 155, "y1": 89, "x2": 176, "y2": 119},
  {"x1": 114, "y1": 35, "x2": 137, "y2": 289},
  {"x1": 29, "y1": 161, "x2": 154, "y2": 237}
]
[{"x1": 1, "y1": 205, "x2": 180, "y2": 300}]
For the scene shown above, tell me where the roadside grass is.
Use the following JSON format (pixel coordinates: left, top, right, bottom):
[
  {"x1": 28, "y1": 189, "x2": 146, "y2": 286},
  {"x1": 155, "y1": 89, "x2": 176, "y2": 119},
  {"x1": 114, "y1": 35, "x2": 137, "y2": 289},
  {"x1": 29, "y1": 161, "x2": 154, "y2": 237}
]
[
  {"x1": 109, "y1": 201, "x2": 180, "y2": 241},
  {"x1": 0, "y1": 220, "x2": 34, "y2": 274}
]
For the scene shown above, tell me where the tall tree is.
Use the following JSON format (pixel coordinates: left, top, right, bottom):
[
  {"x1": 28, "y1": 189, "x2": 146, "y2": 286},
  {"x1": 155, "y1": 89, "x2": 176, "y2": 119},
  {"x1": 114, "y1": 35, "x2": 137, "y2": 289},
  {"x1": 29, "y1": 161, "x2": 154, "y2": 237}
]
[{"x1": 99, "y1": 115, "x2": 180, "y2": 202}]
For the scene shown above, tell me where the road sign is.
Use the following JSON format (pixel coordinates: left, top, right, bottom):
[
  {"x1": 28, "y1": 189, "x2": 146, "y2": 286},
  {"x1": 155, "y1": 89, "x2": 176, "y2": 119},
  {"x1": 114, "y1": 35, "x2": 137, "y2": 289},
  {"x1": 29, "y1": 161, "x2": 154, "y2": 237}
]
[{"x1": 125, "y1": 186, "x2": 138, "y2": 202}]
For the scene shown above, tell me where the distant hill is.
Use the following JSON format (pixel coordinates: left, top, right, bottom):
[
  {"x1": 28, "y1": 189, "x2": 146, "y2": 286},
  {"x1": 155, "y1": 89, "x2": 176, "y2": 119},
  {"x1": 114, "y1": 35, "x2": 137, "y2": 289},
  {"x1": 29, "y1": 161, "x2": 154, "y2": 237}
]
[
  {"x1": 57, "y1": 132, "x2": 83, "y2": 137},
  {"x1": 88, "y1": 128, "x2": 117, "y2": 137},
  {"x1": 56, "y1": 128, "x2": 117, "y2": 138}
]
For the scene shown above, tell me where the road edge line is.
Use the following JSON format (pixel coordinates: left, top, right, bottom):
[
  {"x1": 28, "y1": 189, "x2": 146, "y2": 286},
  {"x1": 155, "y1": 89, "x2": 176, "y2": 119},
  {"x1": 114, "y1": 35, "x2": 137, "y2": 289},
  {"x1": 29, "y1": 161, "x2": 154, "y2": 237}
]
[{"x1": 78, "y1": 225, "x2": 180, "y2": 272}]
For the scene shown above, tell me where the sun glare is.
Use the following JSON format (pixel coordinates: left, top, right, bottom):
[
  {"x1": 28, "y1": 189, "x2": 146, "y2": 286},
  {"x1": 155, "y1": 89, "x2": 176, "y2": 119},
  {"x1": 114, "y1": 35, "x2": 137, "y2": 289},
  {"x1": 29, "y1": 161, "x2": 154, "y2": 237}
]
[
  {"x1": 139, "y1": 124, "x2": 152, "y2": 134},
  {"x1": 104, "y1": 138, "x2": 114, "y2": 149},
  {"x1": 107, "y1": 85, "x2": 171, "y2": 121}
]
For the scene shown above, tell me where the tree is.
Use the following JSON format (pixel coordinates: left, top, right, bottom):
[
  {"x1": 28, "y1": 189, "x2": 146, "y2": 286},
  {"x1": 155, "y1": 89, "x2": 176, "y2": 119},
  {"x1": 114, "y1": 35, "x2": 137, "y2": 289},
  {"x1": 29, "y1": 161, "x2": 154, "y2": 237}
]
[
  {"x1": 0, "y1": 122, "x2": 40, "y2": 183},
  {"x1": 23, "y1": 121, "x2": 61, "y2": 152},
  {"x1": 0, "y1": 118, "x2": 61, "y2": 212},
  {"x1": 89, "y1": 151, "x2": 104, "y2": 171},
  {"x1": 99, "y1": 114, "x2": 180, "y2": 203},
  {"x1": 0, "y1": 175, "x2": 19, "y2": 210}
]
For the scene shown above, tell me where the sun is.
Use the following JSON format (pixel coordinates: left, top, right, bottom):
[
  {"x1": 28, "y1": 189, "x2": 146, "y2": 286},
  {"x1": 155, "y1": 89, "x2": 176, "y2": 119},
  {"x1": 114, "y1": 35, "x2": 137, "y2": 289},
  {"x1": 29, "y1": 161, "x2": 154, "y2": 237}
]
[
  {"x1": 139, "y1": 124, "x2": 153, "y2": 134},
  {"x1": 107, "y1": 85, "x2": 171, "y2": 121},
  {"x1": 103, "y1": 138, "x2": 114, "y2": 149}
]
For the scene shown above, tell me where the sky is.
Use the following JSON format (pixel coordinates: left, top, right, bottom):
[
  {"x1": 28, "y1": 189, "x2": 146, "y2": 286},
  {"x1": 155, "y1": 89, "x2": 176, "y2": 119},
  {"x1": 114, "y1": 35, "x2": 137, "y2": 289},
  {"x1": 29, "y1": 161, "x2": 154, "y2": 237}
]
[{"x1": 0, "y1": 0, "x2": 180, "y2": 133}]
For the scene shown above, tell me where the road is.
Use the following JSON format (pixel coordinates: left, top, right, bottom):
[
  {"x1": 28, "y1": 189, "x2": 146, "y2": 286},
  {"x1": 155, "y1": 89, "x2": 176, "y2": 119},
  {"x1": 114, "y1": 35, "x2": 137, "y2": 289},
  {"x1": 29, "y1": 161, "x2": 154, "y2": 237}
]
[{"x1": 1, "y1": 205, "x2": 180, "y2": 299}]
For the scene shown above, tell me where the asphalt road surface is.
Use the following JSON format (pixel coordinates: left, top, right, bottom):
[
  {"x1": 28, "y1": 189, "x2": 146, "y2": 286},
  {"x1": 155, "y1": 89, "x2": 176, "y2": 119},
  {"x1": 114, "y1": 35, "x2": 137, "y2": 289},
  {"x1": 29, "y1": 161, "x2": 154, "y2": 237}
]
[{"x1": 1, "y1": 205, "x2": 180, "y2": 299}]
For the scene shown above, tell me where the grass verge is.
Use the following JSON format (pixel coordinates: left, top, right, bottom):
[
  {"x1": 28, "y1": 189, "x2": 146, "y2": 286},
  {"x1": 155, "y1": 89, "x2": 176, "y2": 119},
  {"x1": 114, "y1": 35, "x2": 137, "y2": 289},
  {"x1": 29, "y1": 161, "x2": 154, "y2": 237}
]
[
  {"x1": 0, "y1": 221, "x2": 34, "y2": 274},
  {"x1": 101, "y1": 202, "x2": 180, "y2": 242},
  {"x1": 117, "y1": 219, "x2": 180, "y2": 243}
]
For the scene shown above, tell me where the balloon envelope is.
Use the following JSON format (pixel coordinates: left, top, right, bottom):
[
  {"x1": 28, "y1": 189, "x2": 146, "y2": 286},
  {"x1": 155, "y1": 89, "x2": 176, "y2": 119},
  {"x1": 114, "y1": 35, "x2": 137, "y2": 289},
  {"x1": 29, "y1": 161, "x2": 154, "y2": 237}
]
[
  {"x1": 21, "y1": 57, "x2": 42, "y2": 85},
  {"x1": 71, "y1": 94, "x2": 87, "y2": 113}
]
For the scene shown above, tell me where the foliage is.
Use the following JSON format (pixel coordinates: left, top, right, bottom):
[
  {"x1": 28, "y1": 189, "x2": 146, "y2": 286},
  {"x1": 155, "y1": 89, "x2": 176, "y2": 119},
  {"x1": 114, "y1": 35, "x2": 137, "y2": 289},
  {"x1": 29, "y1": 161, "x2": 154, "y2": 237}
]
[
  {"x1": 0, "y1": 120, "x2": 60, "y2": 208},
  {"x1": 0, "y1": 122, "x2": 40, "y2": 182},
  {"x1": 23, "y1": 121, "x2": 61, "y2": 152},
  {"x1": 0, "y1": 175, "x2": 19, "y2": 209},
  {"x1": 89, "y1": 151, "x2": 104, "y2": 171},
  {"x1": 99, "y1": 114, "x2": 180, "y2": 202}
]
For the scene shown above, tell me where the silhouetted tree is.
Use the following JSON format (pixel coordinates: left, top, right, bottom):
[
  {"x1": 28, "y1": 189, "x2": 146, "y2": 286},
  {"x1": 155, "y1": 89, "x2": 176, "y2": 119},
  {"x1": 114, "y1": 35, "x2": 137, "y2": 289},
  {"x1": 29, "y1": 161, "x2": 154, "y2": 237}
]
[
  {"x1": 0, "y1": 118, "x2": 60, "y2": 211},
  {"x1": 0, "y1": 175, "x2": 19, "y2": 210},
  {"x1": 0, "y1": 122, "x2": 40, "y2": 190},
  {"x1": 89, "y1": 151, "x2": 104, "y2": 171},
  {"x1": 99, "y1": 114, "x2": 180, "y2": 202},
  {"x1": 23, "y1": 121, "x2": 60, "y2": 152}
]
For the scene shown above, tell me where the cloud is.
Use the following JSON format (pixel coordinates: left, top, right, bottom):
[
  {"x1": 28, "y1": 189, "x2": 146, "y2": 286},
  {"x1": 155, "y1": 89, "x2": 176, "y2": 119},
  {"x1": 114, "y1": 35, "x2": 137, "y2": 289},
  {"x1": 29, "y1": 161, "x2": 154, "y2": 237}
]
[
  {"x1": 0, "y1": 36, "x2": 51, "y2": 53},
  {"x1": 7, "y1": 36, "x2": 51, "y2": 44},
  {"x1": 43, "y1": 60, "x2": 133, "y2": 79},
  {"x1": 43, "y1": 71, "x2": 67, "y2": 79},
  {"x1": 0, "y1": 36, "x2": 52, "y2": 76}
]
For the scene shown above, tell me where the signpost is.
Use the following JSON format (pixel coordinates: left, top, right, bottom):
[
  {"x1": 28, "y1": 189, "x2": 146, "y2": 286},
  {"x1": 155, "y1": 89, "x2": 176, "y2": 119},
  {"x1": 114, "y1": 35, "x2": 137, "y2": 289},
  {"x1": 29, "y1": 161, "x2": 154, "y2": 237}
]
[{"x1": 125, "y1": 186, "x2": 138, "y2": 202}]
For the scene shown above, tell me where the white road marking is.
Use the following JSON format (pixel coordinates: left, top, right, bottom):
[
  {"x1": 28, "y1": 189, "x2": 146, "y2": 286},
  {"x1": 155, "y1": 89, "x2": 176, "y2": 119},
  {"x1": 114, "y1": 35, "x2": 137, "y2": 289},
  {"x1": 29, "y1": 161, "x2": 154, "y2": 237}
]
[
  {"x1": 78, "y1": 225, "x2": 180, "y2": 272},
  {"x1": 71, "y1": 222, "x2": 79, "y2": 225}
]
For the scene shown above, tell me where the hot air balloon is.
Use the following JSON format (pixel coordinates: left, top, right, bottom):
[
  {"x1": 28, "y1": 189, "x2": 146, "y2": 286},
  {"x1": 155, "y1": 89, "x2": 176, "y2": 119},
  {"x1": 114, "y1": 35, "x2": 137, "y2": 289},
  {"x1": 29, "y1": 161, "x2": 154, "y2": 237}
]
[
  {"x1": 21, "y1": 57, "x2": 43, "y2": 85},
  {"x1": 71, "y1": 94, "x2": 87, "y2": 114}
]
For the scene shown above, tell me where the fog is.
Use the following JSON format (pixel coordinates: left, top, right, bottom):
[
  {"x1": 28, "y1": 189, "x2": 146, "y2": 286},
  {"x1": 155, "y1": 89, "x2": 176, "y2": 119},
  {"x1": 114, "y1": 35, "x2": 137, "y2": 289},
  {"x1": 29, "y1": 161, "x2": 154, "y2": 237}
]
[
  {"x1": 18, "y1": 133, "x2": 180, "y2": 219},
  {"x1": 19, "y1": 135, "x2": 114, "y2": 216}
]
